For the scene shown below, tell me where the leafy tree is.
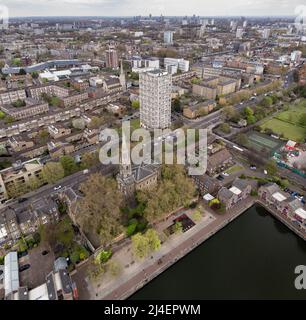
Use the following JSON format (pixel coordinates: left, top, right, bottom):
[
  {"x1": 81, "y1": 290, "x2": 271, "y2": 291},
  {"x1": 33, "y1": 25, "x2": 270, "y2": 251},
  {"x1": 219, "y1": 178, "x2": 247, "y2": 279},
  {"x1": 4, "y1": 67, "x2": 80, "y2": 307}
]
[
  {"x1": 76, "y1": 173, "x2": 124, "y2": 246},
  {"x1": 246, "y1": 114, "x2": 257, "y2": 125},
  {"x1": 174, "y1": 221, "x2": 183, "y2": 234},
  {"x1": 5, "y1": 115, "x2": 15, "y2": 124},
  {"x1": 172, "y1": 98, "x2": 181, "y2": 112},
  {"x1": 95, "y1": 250, "x2": 112, "y2": 264},
  {"x1": 88, "y1": 116, "x2": 106, "y2": 129},
  {"x1": 131, "y1": 100, "x2": 140, "y2": 109},
  {"x1": 42, "y1": 162, "x2": 65, "y2": 184},
  {"x1": 37, "y1": 130, "x2": 50, "y2": 144},
  {"x1": 60, "y1": 155, "x2": 78, "y2": 176},
  {"x1": 222, "y1": 105, "x2": 240, "y2": 122},
  {"x1": 81, "y1": 151, "x2": 99, "y2": 169},
  {"x1": 131, "y1": 233, "x2": 150, "y2": 259},
  {"x1": 72, "y1": 118, "x2": 86, "y2": 130},
  {"x1": 145, "y1": 229, "x2": 161, "y2": 251},
  {"x1": 219, "y1": 123, "x2": 231, "y2": 134},
  {"x1": 192, "y1": 210, "x2": 202, "y2": 222},
  {"x1": 236, "y1": 133, "x2": 248, "y2": 146},
  {"x1": 137, "y1": 165, "x2": 197, "y2": 223},
  {"x1": 260, "y1": 96, "x2": 273, "y2": 108},
  {"x1": 265, "y1": 160, "x2": 278, "y2": 176}
]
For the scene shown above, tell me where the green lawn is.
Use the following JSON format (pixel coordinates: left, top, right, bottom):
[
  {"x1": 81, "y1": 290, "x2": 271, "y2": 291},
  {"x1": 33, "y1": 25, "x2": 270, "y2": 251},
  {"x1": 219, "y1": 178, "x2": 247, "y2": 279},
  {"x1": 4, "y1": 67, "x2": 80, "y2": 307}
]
[
  {"x1": 225, "y1": 165, "x2": 244, "y2": 174},
  {"x1": 260, "y1": 99, "x2": 306, "y2": 142},
  {"x1": 260, "y1": 118, "x2": 306, "y2": 142}
]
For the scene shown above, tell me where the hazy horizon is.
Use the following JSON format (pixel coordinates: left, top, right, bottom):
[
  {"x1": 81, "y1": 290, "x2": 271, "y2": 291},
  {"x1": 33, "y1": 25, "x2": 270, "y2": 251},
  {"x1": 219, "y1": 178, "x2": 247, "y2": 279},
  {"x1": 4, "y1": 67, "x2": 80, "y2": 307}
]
[{"x1": 0, "y1": 0, "x2": 303, "y2": 18}]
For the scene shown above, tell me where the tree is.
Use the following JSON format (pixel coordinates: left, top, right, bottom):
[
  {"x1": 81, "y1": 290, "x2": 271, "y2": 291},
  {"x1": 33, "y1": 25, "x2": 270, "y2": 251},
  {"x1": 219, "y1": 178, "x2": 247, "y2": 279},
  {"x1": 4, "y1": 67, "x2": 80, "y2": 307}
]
[
  {"x1": 222, "y1": 105, "x2": 240, "y2": 122},
  {"x1": 76, "y1": 173, "x2": 124, "y2": 246},
  {"x1": 72, "y1": 118, "x2": 86, "y2": 130},
  {"x1": 192, "y1": 210, "x2": 202, "y2": 222},
  {"x1": 244, "y1": 106, "x2": 254, "y2": 117},
  {"x1": 60, "y1": 155, "x2": 78, "y2": 176},
  {"x1": 42, "y1": 162, "x2": 65, "y2": 184},
  {"x1": 145, "y1": 229, "x2": 161, "y2": 251},
  {"x1": 5, "y1": 115, "x2": 15, "y2": 124},
  {"x1": 174, "y1": 221, "x2": 183, "y2": 234},
  {"x1": 137, "y1": 165, "x2": 197, "y2": 223},
  {"x1": 88, "y1": 116, "x2": 105, "y2": 129},
  {"x1": 236, "y1": 133, "x2": 248, "y2": 146},
  {"x1": 131, "y1": 100, "x2": 140, "y2": 109},
  {"x1": 81, "y1": 151, "x2": 99, "y2": 169},
  {"x1": 260, "y1": 96, "x2": 273, "y2": 108},
  {"x1": 265, "y1": 160, "x2": 278, "y2": 176},
  {"x1": 172, "y1": 98, "x2": 181, "y2": 112},
  {"x1": 95, "y1": 250, "x2": 112, "y2": 264},
  {"x1": 219, "y1": 123, "x2": 231, "y2": 134},
  {"x1": 246, "y1": 114, "x2": 257, "y2": 125},
  {"x1": 37, "y1": 130, "x2": 50, "y2": 144},
  {"x1": 132, "y1": 233, "x2": 150, "y2": 259}
]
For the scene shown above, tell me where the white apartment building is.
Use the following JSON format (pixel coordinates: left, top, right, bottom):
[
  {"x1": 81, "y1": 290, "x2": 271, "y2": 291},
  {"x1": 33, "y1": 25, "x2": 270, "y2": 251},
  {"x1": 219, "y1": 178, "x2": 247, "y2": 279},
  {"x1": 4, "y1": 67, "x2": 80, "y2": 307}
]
[
  {"x1": 164, "y1": 58, "x2": 190, "y2": 73},
  {"x1": 236, "y1": 28, "x2": 244, "y2": 39},
  {"x1": 262, "y1": 28, "x2": 271, "y2": 39},
  {"x1": 140, "y1": 70, "x2": 172, "y2": 130},
  {"x1": 164, "y1": 31, "x2": 174, "y2": 44}
]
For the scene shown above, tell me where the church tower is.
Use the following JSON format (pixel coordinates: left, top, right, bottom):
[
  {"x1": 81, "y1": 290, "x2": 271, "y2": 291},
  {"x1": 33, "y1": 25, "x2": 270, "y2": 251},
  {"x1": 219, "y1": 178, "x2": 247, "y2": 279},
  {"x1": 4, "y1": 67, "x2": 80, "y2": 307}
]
[{"x1": 119, "y1": 59, "x2": 127, "y2": 91}]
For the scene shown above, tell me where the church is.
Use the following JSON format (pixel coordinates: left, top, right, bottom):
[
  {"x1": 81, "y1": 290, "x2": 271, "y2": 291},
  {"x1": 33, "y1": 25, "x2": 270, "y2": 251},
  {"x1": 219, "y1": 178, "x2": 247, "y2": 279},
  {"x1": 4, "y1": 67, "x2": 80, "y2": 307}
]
[{"x1": 116, "y1": 161, "x2": 160, "y2": 198}]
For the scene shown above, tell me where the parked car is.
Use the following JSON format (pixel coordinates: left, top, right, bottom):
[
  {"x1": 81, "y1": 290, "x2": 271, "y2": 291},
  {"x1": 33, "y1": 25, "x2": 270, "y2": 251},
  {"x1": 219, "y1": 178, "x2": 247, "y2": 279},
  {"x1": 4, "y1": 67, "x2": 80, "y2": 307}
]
[
  {"x1": 19, "y1": 264, "x2": 30, "y2": 272},
  {"x1": 54, "y1": 185, "x2": 62, "y2": 191},
  {"x1": 41, "y1": 250, "x2": 49, "y2": 256},
  {"x1": 217, "y1": 175, "x2": 224, "y2": 181},
  {"x1": 17, "y1": 251, "x2": 28, "y2": 259},
  {"x1": 250, "y1": 165, "x2": 257, "y2": 170},
  {"x1": 222, "y1": 172, "x2": 230, "y2": 177},
  {"x1": 18, "y1": 198, "x2": 27, "y2": 203}
]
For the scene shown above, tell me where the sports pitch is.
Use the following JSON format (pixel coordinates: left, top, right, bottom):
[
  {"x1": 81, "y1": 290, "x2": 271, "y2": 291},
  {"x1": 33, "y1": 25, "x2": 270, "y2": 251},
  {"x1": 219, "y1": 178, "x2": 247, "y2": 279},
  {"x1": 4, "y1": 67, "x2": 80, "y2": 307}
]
[{"x1": 246, "y1": 131, "x2": 285, "y2": 155}]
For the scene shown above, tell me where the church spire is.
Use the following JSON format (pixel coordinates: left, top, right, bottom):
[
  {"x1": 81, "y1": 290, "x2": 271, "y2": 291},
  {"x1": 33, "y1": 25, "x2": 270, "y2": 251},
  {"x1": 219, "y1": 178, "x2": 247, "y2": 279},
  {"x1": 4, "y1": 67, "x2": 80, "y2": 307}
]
[{"x1": 119, "y1": 59, "x2": 127, "y2": 91}]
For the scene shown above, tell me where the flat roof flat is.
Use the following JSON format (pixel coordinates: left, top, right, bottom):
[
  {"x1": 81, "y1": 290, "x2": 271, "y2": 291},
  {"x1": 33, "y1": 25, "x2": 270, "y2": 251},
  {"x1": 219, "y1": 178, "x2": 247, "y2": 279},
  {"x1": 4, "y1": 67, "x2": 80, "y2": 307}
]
[
  {"x1": 4, "y1": 251, "x2": 19, "y2": 297},
  {"x1": 229, "y1": 186, "x2": 242, "y2": 196},
  {"x1": 272, "y1": 192, "x2": 287, "y2": 202},
  {"x1": 295, "y1": 208, "x2": 306, "y2": 220}
]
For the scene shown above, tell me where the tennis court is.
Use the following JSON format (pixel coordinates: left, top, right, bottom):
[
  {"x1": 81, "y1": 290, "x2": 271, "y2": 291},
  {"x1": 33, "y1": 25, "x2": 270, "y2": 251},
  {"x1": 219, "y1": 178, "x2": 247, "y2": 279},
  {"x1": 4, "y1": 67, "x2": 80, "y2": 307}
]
[{"x1": 246, "y1": 131, "x2": 285, "y2": 156}]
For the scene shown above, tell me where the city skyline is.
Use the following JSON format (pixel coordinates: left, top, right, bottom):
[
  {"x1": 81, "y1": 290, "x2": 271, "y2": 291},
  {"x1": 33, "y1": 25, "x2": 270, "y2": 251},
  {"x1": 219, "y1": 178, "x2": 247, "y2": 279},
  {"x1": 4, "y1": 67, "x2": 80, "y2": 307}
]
[{"x1": 1, "y1": 0, "x2": 303, "y2": 18}]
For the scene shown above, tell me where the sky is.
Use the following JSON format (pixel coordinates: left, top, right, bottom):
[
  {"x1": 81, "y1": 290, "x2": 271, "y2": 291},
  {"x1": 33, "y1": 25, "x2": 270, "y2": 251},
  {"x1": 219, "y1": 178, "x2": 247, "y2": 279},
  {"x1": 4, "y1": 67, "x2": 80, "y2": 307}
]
[{"x1": 0, "y1": 0, "x2": 303, "y2": 17}]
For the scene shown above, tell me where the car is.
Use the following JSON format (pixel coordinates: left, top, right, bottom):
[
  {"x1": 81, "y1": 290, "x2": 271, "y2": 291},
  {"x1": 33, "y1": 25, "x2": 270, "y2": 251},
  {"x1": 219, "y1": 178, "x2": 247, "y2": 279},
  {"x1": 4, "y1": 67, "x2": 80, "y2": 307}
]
[
  {"x1": 19, "y1": 264, "x2": 30, "y2": 272},
  {"x1": 17, "y1": 251, "x2": 28, "y2": 259},
  {"x1": 217, "y1": 175, "x2": 224, "y2": 181},
  {"x1": 18, "y1": 198, "x2": 27, "y2": 203},
  {"x1": 250, "y1": 165, "x2": 257, "y2": 170},
  {"x1": 284, "y1": 188, "x2": 290, "y2": 193},
  {"x1": 263, "y1": 170, "x2": 268, "y2": 175},
  {"x1": 222, "y1": 172, "x2": 229, "y2": 177},
  {"x1": 54, "y1": 185, "x2": 62, "y2": 191},
  {"x1": 41, "y1": 250, "x2": 49, "y2": 256}
]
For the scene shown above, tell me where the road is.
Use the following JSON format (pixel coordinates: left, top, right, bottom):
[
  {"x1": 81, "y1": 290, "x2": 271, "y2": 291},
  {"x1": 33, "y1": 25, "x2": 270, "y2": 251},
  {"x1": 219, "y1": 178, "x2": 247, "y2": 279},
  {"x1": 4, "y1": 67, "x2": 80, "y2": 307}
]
[{"x1": 6, "y1": 163, "x2": 117, "y2": 210}]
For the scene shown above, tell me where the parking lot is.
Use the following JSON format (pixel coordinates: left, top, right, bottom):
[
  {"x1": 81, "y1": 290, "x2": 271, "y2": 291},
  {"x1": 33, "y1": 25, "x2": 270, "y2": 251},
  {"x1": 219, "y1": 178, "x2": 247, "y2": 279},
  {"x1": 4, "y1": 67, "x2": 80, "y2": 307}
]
[{"x1": 19, "y1": 245, "x2": 55, "y2": 289}]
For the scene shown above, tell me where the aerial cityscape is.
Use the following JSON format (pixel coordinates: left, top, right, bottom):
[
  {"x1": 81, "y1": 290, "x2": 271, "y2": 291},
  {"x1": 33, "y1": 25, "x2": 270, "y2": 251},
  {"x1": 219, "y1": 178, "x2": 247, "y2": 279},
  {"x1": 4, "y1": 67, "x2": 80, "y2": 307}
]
[{"x1": 0, "y1": 0, "x2": 306, "y2": 303}]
